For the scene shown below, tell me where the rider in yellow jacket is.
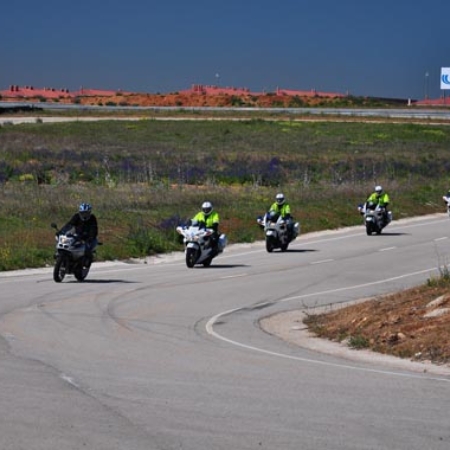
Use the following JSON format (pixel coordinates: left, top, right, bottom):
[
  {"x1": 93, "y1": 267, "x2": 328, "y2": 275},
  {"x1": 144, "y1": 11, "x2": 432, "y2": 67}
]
[
  {"x1": 269, "y1": 193, "x2": 292, "y2": 219},
  {"x1": 366, "y1": 185, "x2": 390, "y2": 222},
  {"x1": 192, "y1": 201, "x2": 220, "y2": 253},
  {"x1": 268, "y1": 193, "x2": 294, "y2": 238},
  {"x1": 367, "y1": 185, "x2": 390, "y2": 208}
]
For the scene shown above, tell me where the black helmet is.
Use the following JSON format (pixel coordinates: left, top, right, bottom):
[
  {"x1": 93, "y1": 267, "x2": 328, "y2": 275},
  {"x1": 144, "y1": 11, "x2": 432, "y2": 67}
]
[
  {"x1": 78, "y1": 203, "x2": 92, "y2": 221},
  {"x1": 202, "y1": 201, "x2": 213, "y2": 216}
]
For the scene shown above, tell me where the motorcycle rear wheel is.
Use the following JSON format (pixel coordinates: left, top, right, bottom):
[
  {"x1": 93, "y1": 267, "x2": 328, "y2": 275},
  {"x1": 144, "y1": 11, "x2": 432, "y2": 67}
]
[
  {"x1": 74, "y1": 265, "x2": 90, "y2": 281},
  {"x1": 53, "y1": 255, "x2": 66, "y2": 282},
  {"x1": 202, "y1": 257, "x2": 212, "y2": 267}
]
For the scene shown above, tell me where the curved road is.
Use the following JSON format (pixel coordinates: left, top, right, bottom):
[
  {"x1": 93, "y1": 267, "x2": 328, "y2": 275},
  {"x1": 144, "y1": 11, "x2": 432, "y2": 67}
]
[{"x1": 1, "y1": 214, "x2": 449, "y2": 450}]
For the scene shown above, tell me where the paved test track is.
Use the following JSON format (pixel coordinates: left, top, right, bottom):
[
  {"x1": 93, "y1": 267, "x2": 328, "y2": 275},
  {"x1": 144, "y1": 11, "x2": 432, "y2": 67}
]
[
  {"x1": 2, "y1": 103, "x2": 450, "y2": 125},
  {"x1": 0, "y1": 214, "x2": 449, "y2": 450}
]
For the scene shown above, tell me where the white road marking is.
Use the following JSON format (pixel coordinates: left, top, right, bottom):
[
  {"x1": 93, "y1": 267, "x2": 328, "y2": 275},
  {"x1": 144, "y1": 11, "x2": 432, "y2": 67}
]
[
  {"x1": 310, "y1": 259, "x2": 334, "y2": 265},
  {"x1": 220, "y1": 274, "x2": 248, "y2": 279},
  {"x1": 379, "y1": 247, "x2": 396, "y2": 252},
  {"x1": 206, "y1": 265, "x2": 450, "y2": 382}
]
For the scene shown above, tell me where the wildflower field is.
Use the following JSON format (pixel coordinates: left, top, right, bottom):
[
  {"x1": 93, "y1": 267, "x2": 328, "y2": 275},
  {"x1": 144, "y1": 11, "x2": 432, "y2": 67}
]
[{"x1": 1, "y1": 116, "x2": 449, "y2": 270}]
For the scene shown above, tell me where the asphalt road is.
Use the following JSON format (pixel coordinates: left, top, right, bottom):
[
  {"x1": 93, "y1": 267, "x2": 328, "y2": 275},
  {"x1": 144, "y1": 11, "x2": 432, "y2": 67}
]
[
  {"x1": 2, "y1": 104, "x2": 450, "y2": 126},
  {"x1": 1, "y1": 214, "x2": 450, "y2": 450}
]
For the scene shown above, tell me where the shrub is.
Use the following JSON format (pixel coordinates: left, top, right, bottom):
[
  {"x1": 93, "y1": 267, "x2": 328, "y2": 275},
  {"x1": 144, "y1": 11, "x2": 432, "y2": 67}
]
[{"x1": 348, "y1": 335, "x2": 370, "y2": 349}]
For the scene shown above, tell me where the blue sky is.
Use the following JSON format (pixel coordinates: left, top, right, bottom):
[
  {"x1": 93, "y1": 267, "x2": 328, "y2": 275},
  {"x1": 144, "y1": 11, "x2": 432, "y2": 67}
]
[{"x1": 2, "y1": 0, "x2": 449, "y2": 100}]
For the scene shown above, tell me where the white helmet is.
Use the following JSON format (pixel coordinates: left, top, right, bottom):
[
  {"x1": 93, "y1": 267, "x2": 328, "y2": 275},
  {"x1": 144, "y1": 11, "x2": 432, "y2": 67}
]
[
  {"x1": 375, "y1": 185, "x2": 383, "y2": 194},
  {"x1": 202, "y1": 201, "x2": 213, "y2": 216},
  {"x1": 275, "y1": 193, "x2": 285, "y2": 205}
]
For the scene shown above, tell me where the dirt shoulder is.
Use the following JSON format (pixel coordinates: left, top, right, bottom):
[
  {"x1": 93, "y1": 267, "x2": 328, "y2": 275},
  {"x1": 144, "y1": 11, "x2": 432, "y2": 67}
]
[{"x1": 260, "y1": 283, "x2": 450, "y2": 375}]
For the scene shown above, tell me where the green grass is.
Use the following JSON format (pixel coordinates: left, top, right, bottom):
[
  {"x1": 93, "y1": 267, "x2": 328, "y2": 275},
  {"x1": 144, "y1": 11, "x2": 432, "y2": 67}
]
[
  {"x1": 1, "y1": 117, "x2": 449, "y2": 270},
  {"x1": 348, "y1": 335, "x2": 370, "y2": 349}
]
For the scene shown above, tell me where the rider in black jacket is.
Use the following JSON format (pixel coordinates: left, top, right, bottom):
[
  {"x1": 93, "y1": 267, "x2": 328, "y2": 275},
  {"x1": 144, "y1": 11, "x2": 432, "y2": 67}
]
[{"x1": 61, "y1": 203, "x2": 98, "y2": 263}]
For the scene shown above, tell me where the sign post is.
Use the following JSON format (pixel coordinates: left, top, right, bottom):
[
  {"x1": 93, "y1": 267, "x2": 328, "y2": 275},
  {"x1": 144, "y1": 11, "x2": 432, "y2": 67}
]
[{"x1": 441, "y1": 67, "x2": 450, "y2": 103}]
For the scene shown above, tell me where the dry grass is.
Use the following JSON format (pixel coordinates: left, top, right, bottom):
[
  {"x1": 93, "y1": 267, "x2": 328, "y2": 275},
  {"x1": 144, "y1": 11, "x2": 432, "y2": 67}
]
[
  {"x1": 1, "y1": 118, "x2": 450, "y2": 270},
  {"x1": 304, "y1": 281, "x2": 450, "y2": 365}
]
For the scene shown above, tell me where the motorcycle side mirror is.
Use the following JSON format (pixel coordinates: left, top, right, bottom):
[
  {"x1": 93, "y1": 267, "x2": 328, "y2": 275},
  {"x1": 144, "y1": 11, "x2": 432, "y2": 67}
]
[{"x1": 51, "y1": 222, "x2": 58, "y2": 229}]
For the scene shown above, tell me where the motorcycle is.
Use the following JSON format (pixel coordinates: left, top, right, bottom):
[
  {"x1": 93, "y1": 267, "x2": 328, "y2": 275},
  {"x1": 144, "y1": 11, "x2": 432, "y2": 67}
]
[
  {"x1": 443, "y1": 195, "x2": 450, "y2": 217},
  {"x1": 358, "y1": 202, "x2": 392, "y2": 235},
  {"x1": 257, "y1": 212, "x2": 300, "y2": 253},
  {"x1": 51, "y1": 223, "x2": 98, "y2": 282},
  {"x1": 176, "y1": 222, "x2": 227, "y2": 268}
]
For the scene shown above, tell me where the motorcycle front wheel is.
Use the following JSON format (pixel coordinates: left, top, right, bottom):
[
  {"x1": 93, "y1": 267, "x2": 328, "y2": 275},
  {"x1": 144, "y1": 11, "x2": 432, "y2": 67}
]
[
  {"x1": 265, "y1": 238, "x2": 275, "y2": 253},
  {"x1": 186, "y1": 248, "x2": 198, "y2": 268},
  {"x1": 365, "y1": 222, "x2": 374, "y2": 236},
  {"x1": 53, "y1": 255, "x2": 67, "y2": 282}
]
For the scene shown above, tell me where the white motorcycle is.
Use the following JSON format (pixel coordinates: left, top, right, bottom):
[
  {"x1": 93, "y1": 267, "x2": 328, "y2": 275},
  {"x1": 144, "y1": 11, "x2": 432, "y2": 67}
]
[
  {"x1": 358, "y1": 202, "x2": 392, "y2": 235},
  {"x1": 51, "y1": 223, "x2": 98, "y2": 282},
  {"x1": 443, "y1": 195, "x2": 450, "y2": 217},
  {"x1": 176, "y1": 223, "x2": 227, "y2": 268},
  {"x1": 257, "y1": 212, "x2": 300, "y2": 253}
]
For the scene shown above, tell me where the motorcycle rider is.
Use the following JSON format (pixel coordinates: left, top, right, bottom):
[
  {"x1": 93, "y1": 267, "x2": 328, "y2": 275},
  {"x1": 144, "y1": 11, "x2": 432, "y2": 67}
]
[
  {"x1": 366, "y1": 185, "x2": 390, "y2": 223},
  {"x1": 443, "y1": 190, "x2": 450, "y2": 204},
  {"x1": 60, "y1": 203, "x2": 98, "y2": 266},
  {"x1": 268, "y1": 193, "x2": 294, "y2": 239},
  {"x1": 192, "y1": 201, "x2": 220, "y2": 254}
]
